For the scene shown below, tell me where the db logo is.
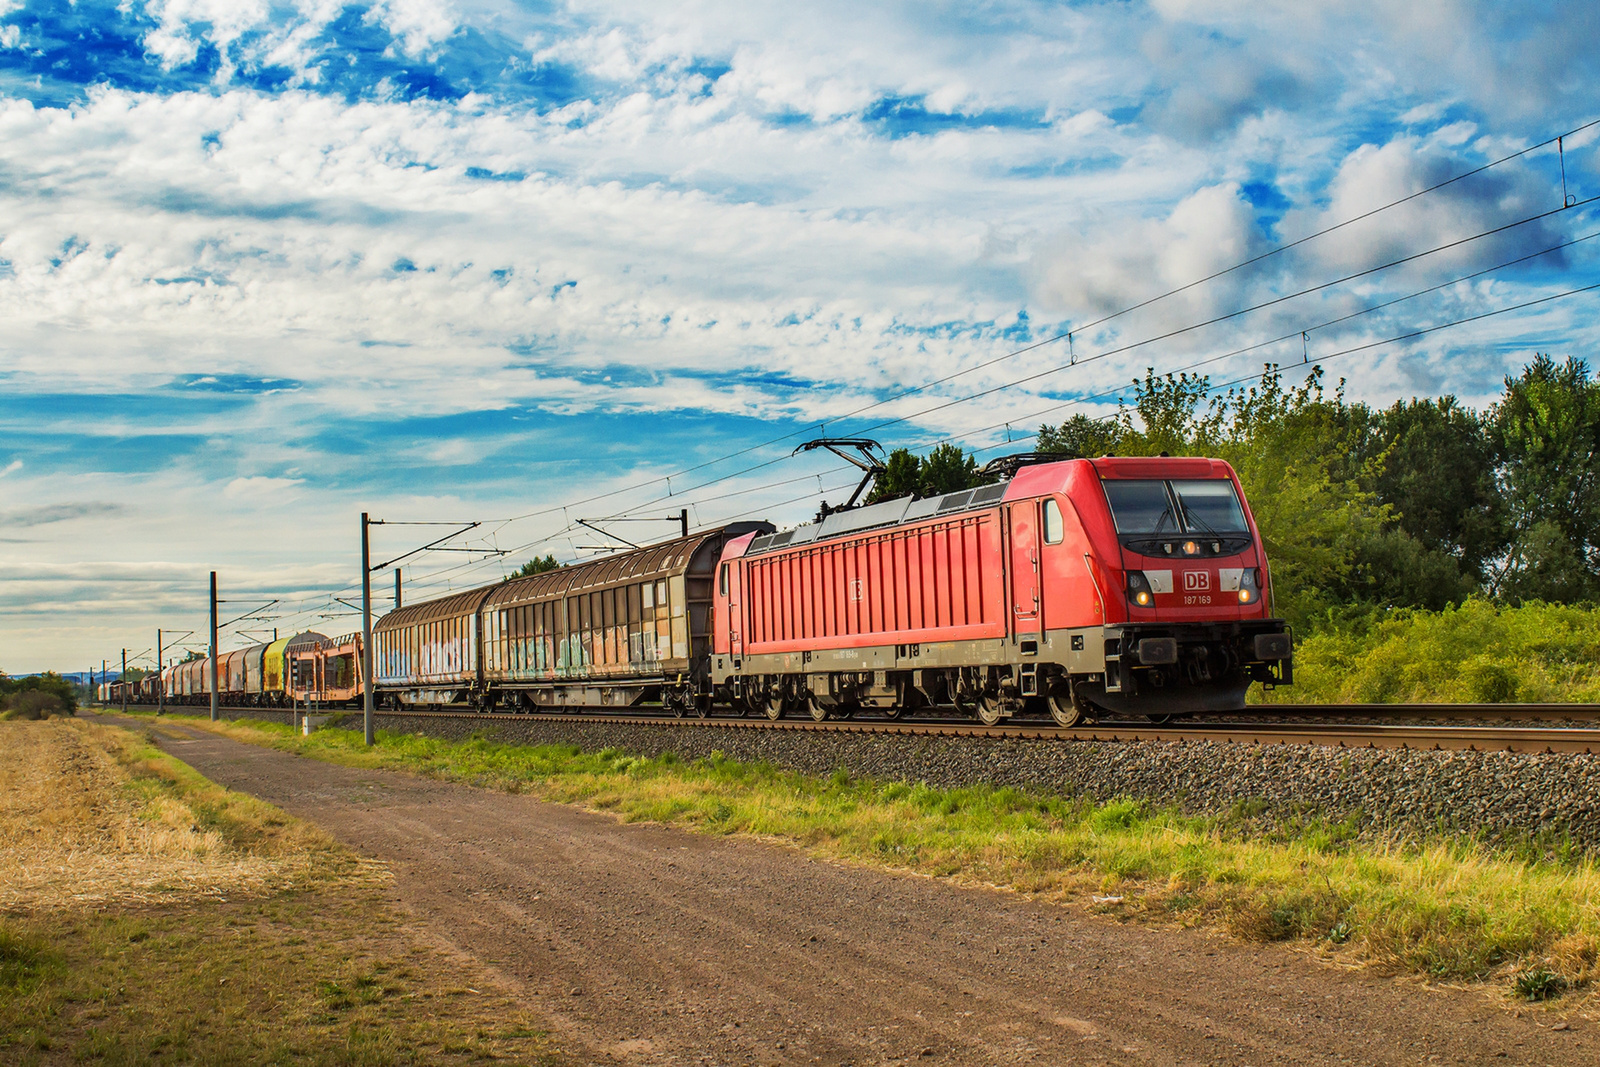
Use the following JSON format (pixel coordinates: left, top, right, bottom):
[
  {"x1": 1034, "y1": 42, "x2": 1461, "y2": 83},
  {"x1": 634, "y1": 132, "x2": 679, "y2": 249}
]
[
  {"x1": 1184, "y1": 571, "x2": 1211, "y2": 592},
  {"x1": 849, "y1": 578, "x2": 864, "y2": 601}
]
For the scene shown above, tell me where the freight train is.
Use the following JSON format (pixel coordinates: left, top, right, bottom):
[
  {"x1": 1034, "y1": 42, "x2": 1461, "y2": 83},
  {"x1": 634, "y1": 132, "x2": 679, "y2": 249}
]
[{"x1": 114, "y1": 453, "x2": 1292, "y2": 723}]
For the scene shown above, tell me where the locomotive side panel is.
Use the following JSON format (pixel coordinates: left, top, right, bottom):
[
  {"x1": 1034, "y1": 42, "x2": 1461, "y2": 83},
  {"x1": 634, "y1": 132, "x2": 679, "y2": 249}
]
[{"x1": 740, "y1": 512, "x2": 1006, "y2": 655}]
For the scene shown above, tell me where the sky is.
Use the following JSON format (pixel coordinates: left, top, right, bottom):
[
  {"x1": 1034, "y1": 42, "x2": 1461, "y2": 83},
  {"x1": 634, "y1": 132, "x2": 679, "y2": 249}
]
[{"x1": 2, "y1": 0, "x2": 1598, "y2": 674}]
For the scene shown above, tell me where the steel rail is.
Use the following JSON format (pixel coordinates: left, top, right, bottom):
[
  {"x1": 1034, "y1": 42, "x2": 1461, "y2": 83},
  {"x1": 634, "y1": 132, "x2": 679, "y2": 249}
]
[
  {"x1": 360, "y1": 708, "x2": 1600, "y2": 754},
  {"x1": 1242, "y1": 702, "x2": 1600, "y2": 721}
]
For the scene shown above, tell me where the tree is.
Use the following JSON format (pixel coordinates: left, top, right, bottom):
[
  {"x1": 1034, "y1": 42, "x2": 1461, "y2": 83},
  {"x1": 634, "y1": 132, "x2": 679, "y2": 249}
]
[
  {"x1": 867, "y1": 448, "x2": 923, "y2": 502},
  {"x1": 1489, "y1": 355, "x2": 1600, "y2": 602},
  {"x1": 864, "y1": 444, "x2": 986, "y2": 503},
  {"x1": 512, "y1": 554, "x2": 563, "y2": 579},
  {"x1": 918, "y1": 443, "x2": 981, "y2": 496},
  {"x1": 1036, "y1": 413, "x2": 1125, "y2": 458},
  {"x1": 1361, "y1": 397, "x2": 1506, "y2": 581}
]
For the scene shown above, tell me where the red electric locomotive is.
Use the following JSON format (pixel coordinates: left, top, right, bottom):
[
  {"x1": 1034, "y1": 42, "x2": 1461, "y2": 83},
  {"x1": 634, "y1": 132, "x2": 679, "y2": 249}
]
[{"x1": 709, "y1": 454, "x2": 1292, "y2": 723}]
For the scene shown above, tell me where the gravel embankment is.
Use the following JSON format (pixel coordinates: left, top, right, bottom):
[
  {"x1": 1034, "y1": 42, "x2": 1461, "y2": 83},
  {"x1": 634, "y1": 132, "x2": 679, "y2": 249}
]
[{"x1": 213, "y1": 709, "x2": 1600, "y2": 852}]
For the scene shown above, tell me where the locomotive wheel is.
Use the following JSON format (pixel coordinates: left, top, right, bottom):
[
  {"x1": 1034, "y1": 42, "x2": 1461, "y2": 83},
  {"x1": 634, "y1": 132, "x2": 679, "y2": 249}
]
[
  {"x1": 1046, "y1": 681, "x2": 1081, "y2": 728},
  {"x1": 764, "y1": 682, "x2": 787, "y2": 720},
  {"x1": 808, "y1": 695, "x2": 830, "y2": 722},
  {"x1": 975, "y1": 691, "x2": 1005, "y2": 727},
  {"x1": 693, "y1": 691, "x2": 712, "y2": 718}
]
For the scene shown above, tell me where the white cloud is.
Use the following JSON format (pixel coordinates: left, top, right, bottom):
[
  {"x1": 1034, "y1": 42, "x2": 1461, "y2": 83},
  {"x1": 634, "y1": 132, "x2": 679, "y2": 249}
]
[
  {"x1": 1030, "y1": 183, "x2": 1269, "y2": 326},
  {"x1": 223, "y1": 475, "x2": 306, "y2": 498},
  {"x1": 2, "y1": 0, "x2": 1599, "y2": 669},
  {"x1": 369, "y1": 0, "x2": 458, "y2": 57}
]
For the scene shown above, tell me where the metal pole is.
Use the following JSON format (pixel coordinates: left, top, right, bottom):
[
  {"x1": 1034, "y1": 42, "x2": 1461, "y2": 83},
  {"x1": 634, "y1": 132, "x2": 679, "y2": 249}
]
[
  {"x1": 362, "y1": 513, "x2": 375, "y2": 746},
  {"x1": 101, "y1": 660, "x2": 106, "y2": 706},
  {"x1": 209, "y1": 571, "x2": 219, "y2": 723},
  {"x1": 121, "y1": 649, "x2": 127, "y2": 713},
  {"x1": 679, "y1": 508, "x2": 688, "y2": 538},
  {"x1": 394, "y1": 568, "x2": 402, "y2": 609},
  {"x1": 156, "y1": 629, "x2": 164, "y2": 716}
]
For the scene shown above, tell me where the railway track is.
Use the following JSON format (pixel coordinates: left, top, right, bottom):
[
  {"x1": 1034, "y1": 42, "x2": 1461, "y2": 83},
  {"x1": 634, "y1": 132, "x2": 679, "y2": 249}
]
[{"x1": 343, "y1": 706, "x2": 1600, "y2": 754}]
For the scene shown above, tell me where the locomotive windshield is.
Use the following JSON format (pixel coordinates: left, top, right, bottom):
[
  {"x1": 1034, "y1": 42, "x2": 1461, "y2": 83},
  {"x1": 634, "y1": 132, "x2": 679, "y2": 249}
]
[
  {"x1": 1101, "y1": 480, "x2": 1177, "y2": 533},
  {"x1": 1103, "y1": 479, "x2": 1248, "y2": 534}
]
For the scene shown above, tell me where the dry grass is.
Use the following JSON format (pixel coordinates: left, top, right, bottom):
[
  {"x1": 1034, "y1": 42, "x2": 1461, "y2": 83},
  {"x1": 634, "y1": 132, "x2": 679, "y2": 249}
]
[
  {"x1": 0, "y1": 718, "x2": 567, "y2": 1065},
  {"x1": 0, "y1": 718, "x2": 368, "y2": 912}
]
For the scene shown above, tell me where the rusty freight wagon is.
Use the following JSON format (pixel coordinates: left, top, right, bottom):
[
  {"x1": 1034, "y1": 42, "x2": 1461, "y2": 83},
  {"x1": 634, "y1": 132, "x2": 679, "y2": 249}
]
[
  {"x1": 289, "y1": 634, "x2": 364, "y2": 706},
  {"x1": 372, "y1": 524, "x2": 771, "y2": 713}
]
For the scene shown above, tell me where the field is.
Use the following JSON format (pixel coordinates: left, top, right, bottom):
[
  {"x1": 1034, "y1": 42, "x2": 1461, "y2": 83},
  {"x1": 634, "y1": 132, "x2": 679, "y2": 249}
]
[
  {"x1": 0, "y1": 717, "x2": 564, "y2": 1065},
  {"x1": 172, "y1": 712, "x2": 1600, "y2": 1004}
]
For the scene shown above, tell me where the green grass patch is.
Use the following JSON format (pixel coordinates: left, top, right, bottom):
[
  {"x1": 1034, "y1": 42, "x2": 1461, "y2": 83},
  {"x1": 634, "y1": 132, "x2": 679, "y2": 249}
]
[{"x1": 160, "y1": 712, "x2": 1600, "y2": 999}]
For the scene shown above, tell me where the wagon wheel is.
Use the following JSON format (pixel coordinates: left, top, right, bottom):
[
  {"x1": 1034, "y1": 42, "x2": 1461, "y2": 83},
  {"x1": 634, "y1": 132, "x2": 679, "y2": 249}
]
[
  {"x1": 693, "y1": 690, "x2": 712, "y2": 718},
  {"x1": 665, "y1": 689, "x2": 687, "y2": 718}
]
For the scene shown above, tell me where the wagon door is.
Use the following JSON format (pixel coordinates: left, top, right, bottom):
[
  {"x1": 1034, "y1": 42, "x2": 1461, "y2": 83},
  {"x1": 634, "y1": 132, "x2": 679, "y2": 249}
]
[{"x1": 1008, "y1": 501, "x2": 1042, "y2": 637}]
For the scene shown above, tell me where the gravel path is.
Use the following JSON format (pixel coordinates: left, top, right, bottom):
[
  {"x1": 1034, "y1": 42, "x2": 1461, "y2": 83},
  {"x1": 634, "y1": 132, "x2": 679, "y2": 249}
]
[{"x1": 118, "y1": 715, "x2": 1592, "y2": 1066}]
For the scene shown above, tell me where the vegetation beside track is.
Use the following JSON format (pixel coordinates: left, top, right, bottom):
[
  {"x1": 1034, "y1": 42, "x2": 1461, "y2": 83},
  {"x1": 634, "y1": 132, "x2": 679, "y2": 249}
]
[
  {"x1": 172, "y1": 712, "x2": 1600, "y2": 1004},
  {"x1": 0, "y1": 718, "x2": 563, "y2": 1065},
  {"x1": 1276, "y1": 599, "x2": 1600, "y2": 704}
]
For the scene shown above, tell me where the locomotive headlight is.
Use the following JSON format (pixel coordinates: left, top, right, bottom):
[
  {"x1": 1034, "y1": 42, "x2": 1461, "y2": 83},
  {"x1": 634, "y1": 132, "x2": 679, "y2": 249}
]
[
  {"x1": 1126, "y1": 571, "x2": 1154, "y2": 607},
  {"x1": 1238, "y1": 567, "x2": 1260, "y2": 604},
  {"x1": 1182, "y1": 541, "x2": 1199, "y2": 556}
]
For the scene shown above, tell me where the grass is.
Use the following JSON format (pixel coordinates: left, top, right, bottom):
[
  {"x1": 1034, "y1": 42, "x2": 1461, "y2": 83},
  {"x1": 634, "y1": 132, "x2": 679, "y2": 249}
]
[
  {"x1": 0, "y1": 718, "x2": 566, "y2": 1065},
  {"x1": 161, "y1": 712, "x2": 1600, "y2": 1003}
]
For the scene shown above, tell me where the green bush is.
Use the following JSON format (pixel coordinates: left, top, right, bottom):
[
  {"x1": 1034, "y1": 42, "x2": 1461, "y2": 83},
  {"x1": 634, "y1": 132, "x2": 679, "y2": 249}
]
[
  {"x1": 1, "y1": 690, "x2": 69, "y2": 721},
  {"x1": 1277, "y1": 599, "x2": 1600, "y2": 703},
  {"x1": 0, "y1": 670, "x2": 78, "y2": 716}
]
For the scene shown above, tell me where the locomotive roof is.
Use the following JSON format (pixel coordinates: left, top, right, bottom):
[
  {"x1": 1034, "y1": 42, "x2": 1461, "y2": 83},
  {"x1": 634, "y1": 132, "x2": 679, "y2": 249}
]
[
  {"x1": 743, "y1": 455, "x2": 1239, "y2": 557},
  {"x1": 744, "y1": 482, "x2": 1010, "y2": 556}
]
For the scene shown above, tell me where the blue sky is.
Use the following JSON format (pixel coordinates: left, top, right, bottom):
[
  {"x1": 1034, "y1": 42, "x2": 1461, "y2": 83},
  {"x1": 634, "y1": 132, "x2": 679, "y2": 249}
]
[{"x1": 2, "y1": 0, "x2": 1599, "y2": 671}]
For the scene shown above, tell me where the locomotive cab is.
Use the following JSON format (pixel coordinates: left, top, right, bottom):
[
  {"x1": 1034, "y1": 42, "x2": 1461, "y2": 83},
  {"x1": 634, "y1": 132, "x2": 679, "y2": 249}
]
[{"x1": 1077, "y1": 459, "x2": 1292, "y2": 716}]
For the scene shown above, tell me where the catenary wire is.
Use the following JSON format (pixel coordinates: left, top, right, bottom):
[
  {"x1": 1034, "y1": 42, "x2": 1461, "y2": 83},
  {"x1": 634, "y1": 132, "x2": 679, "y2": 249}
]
[{"x1": 484, "y1": 118, "x2": 1600, "y2": 529}]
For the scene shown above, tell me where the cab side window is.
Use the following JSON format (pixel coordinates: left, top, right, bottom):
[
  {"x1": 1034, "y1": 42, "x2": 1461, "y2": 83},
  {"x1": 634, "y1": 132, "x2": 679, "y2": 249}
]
[{"x1": 1043, "y1": 498, "x2": 1064, "y2": 544}]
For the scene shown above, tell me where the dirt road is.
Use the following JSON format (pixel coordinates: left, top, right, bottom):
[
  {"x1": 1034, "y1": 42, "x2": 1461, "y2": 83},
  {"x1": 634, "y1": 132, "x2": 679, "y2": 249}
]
[{"x1": 119, "y1": 718, "x2": 1591, "y2": 1065}]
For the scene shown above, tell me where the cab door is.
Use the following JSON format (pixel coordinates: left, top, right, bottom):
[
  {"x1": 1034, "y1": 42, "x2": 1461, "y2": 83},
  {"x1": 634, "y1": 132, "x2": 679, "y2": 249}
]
[
  {"x1": 722, "y1": 562, "x2": 745, "y2": 658},
  {"x1": 1008, "y1": 501, "x2": 1042, "y2": 636}
]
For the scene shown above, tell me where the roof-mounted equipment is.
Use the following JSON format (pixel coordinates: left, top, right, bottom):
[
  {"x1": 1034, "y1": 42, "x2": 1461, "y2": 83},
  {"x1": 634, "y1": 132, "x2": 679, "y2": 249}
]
[
  {"x1": 977, "y1": 452, "x2": 1074, "y2": 481},
  {"x1": 794, "y1": 438, "x2": 886, "y2": 520}
]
